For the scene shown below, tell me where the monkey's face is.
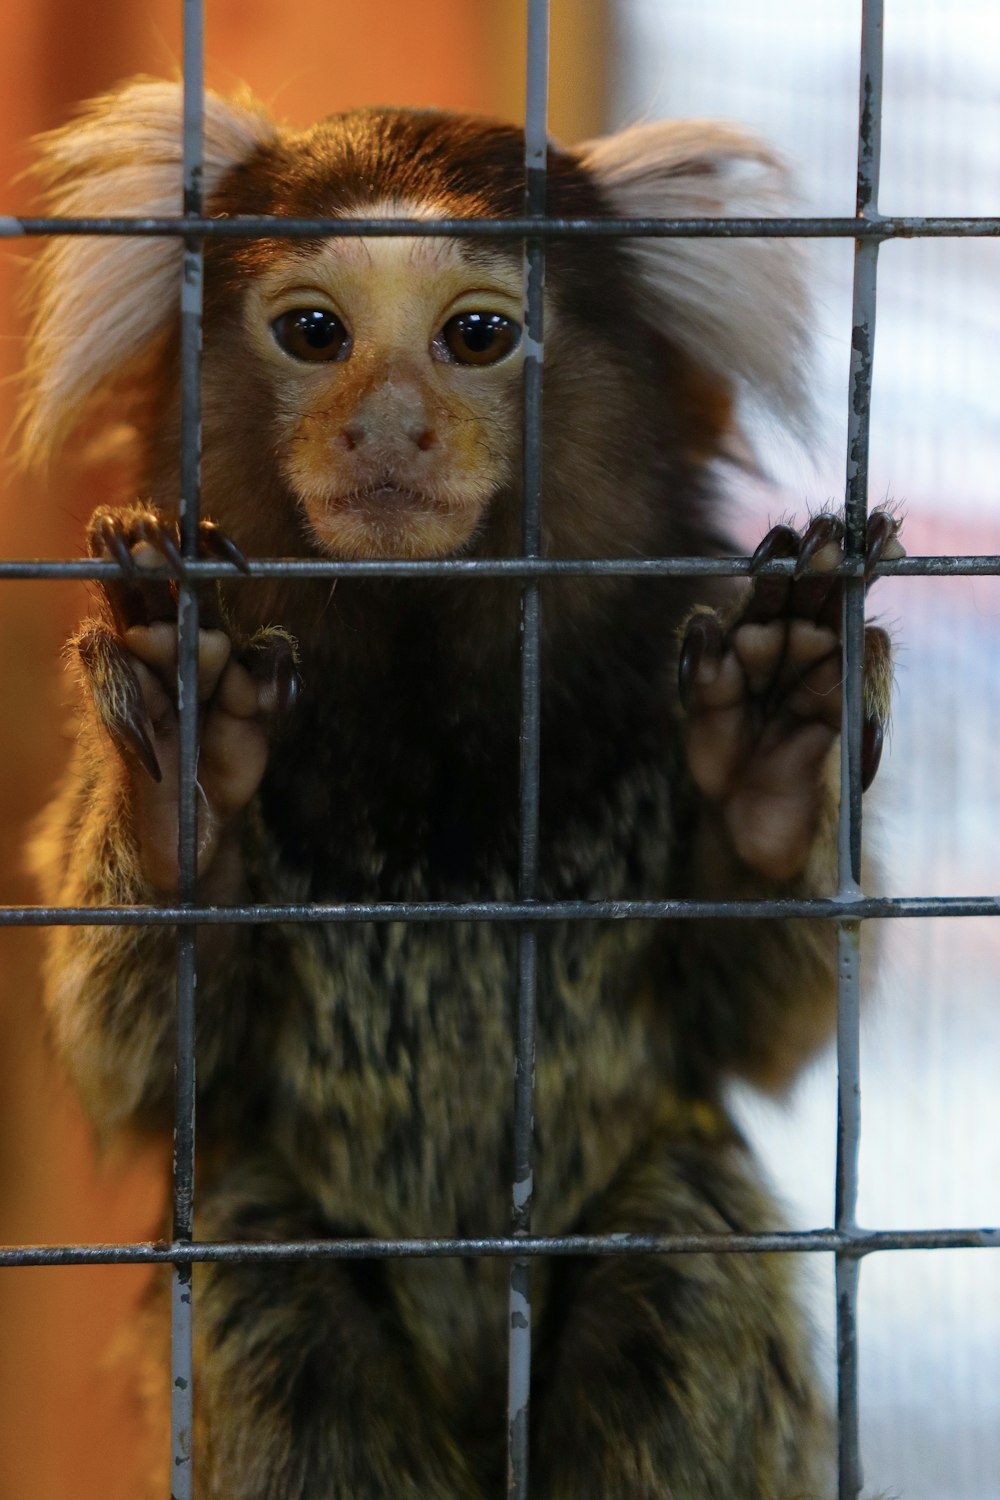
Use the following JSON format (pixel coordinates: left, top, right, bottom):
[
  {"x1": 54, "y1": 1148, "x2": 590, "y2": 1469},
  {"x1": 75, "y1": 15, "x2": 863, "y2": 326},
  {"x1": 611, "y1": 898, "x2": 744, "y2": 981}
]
[{"x1": 242, "y1": 224, "x2": 525, "y2": 561}]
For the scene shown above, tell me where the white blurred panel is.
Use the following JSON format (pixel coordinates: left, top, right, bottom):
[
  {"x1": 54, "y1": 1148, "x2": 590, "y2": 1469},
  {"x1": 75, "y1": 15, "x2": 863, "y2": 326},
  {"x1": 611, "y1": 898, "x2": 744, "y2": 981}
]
[{"x1": 615, "y1": 4, "x2": 1000, "y2": 1496}]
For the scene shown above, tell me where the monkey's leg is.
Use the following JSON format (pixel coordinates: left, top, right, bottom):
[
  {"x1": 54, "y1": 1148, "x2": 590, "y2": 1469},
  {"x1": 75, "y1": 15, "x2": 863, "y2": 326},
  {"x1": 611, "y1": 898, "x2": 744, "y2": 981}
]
[
  {"x1": 193, "y1": 1167, "x2": 487, "y2": 1500},
  {"x1": 678, "y1": 507, "x2": 903, "y2": 884},
  {"x1": 531, "y1": 1111, "x2": 828, "y2": 1500}
]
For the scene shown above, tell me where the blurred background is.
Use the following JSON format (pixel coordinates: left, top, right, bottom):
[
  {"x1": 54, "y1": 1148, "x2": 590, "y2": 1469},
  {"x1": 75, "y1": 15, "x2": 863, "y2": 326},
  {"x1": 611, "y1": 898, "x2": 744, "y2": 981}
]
[
  {"x1": 0, "y1": 1, "x2": 996, "y2": 1496},
  {"x1": 618, "y1": 6, "x2": 1000, "y2": 1499}
]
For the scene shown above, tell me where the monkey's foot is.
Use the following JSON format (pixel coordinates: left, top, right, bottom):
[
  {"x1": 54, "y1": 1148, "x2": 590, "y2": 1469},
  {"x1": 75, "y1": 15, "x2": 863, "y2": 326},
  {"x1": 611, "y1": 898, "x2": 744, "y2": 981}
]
[
  {"x1": 77, "y1": 505, "x2": 299, "y2": 892},
  {"x1": 678, "y1": 510, "x2": 903, "y2": 882}
]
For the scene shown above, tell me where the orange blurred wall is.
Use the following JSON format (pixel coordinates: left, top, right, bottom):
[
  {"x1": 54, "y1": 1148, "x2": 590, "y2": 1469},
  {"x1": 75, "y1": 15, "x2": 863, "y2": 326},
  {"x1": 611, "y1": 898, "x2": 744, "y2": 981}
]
[{"x1": 0, "y1": 2, "x2": 608, "y2": 1497}]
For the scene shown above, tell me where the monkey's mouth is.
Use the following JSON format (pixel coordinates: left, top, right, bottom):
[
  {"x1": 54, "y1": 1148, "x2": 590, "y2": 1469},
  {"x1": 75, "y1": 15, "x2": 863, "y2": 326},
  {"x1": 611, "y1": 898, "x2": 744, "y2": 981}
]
[
  {"x1": 300, "y1": 479, "x2": 480, "y2": 560},
  {"x1": 329, "y1": 482, "x2": 444, "y2": 516}
]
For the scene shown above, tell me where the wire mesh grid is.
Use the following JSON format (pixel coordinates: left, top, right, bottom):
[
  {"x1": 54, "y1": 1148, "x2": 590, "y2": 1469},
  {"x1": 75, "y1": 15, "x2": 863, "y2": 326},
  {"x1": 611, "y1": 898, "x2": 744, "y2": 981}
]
[{"x1": 1, "y1": 1, "x2": 999, "y2": 1497}]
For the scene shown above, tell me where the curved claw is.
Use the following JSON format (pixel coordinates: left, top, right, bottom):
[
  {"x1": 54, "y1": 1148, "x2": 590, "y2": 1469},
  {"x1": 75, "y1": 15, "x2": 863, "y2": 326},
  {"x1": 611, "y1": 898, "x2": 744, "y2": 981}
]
[
  {"x1": 96, "y1": 519, "x2": 140, "y2": 579},
  {"x1": 794, "y1": 514, "x2": 844, "y2": 578},
  {"x1": 750, "y1": 524, "x2": 800, "y2": 573},
  {"x1": 118, "y1": 704, "x2": 163, "y2": 782},
  {"x1": 267, "y1": 642, "x2": 301, "y2": 717},
  {"x1": 275, "y1": 658, "x2": 301, "y2": 717},
  {"x1": 861, "y1": 715, "x2": 884, "y2": 791},
  {"x1": 678, "y1": 614, "x2": 723, "y2": 710},
  {"x1": 200, "y1": 522, "x2": 250, "y2": 575},
  {"x1": 745, "y1": 525, "x2": 801, "y2": 623},
  {"x1": 142, "y1": 519, "x2": 185, "y2": 579},
  {"x1": 865, "y1": 510, "x2": 903, "y2": 583}
]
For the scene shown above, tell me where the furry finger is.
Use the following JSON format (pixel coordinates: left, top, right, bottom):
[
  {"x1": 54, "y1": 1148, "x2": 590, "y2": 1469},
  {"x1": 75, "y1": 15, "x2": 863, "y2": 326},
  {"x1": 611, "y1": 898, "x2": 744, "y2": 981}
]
[{"x1": 75, "y1": 622, "x2": 163, "y2": 782}]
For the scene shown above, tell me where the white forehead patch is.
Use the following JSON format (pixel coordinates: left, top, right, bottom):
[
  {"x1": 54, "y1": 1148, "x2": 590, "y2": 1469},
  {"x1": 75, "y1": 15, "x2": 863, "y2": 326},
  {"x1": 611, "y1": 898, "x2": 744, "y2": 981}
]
[{"x1": 310, "y1": 197, "x2": 462, "y2": 276}]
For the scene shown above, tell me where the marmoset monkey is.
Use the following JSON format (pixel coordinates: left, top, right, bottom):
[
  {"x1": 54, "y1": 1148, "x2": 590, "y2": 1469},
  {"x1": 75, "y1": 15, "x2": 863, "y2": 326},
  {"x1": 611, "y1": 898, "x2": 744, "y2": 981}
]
[{"x1": 22, "y1": 81, "x2": 902, "y2": 1499}]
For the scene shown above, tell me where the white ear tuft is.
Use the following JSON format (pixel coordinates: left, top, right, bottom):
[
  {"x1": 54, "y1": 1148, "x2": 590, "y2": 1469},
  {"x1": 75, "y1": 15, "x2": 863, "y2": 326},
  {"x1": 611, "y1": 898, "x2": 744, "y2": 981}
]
[
  {"x1": 579, "y1": 120, "x2": 811, "y2": 432},
  {"x1": 19, "y1": 78, "x2": 277, "y2": 467}
]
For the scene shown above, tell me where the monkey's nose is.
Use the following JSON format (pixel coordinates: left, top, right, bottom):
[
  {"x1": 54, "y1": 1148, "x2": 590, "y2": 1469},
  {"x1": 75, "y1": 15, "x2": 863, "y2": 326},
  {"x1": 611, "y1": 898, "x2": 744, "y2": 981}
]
[
  {"x1": 340, "y1": 419, "x2": 436, "y2": 453},
  {"x1": 340, "y1": 389, "x2": 437, "y2": 453}
]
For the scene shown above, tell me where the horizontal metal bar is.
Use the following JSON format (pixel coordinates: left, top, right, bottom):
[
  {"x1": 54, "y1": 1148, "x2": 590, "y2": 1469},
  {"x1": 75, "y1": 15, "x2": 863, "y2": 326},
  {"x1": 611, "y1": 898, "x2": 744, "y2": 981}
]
[
  {"x1": 0, "y1": 556, "x2": 996, "y2": 582},
  {"x1": 2, "y1": 214, "x2": 999, "y2": 241},
  {"x1": 2, "y1": 896, "x2": 998, "y2": 927},
  {"x1": 2, "y1": 1227, "x2": 997, "y2": 1268}
]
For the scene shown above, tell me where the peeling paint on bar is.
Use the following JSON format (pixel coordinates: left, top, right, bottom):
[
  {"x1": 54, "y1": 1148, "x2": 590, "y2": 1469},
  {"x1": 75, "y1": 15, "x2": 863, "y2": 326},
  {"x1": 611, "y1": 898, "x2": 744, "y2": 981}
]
[
  {"x1": 170, "y1": 1260, "x2": 194, "y2": 1500},
  {"x1": 508, "y1": 1263, "x2": 534, "y2": 1497},
  {"x1": 513, "y1": 1173, "x2": 534, "y2": 1213},
  {"x1": 509, "y1": 1275, "x2": 532, "y2": 1388}
]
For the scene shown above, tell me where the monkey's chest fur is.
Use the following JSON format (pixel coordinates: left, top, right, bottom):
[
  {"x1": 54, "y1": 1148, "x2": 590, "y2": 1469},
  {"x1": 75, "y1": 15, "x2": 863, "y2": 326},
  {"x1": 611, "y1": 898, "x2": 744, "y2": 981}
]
[{"x1": 244, "y1": 586, "x2": 684, "y2": 1243}]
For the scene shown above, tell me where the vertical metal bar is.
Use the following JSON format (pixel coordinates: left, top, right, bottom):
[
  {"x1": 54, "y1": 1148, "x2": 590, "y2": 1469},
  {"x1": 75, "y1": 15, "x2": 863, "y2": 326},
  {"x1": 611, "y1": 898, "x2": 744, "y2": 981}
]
[
  {"x1": 507, "y1": 3, "x2": 549, "y2": 1497},
  {"x1": 836, "y1": 3, "x2": 883, "y2": 1497},
  {"x1": 172, "y1": 1, "x2": 205, "y2": 1494}
]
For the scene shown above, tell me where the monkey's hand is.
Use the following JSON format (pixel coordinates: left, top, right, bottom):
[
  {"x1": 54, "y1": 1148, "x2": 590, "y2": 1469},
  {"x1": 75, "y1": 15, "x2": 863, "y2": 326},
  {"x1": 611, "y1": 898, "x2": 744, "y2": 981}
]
[
  {"x1": 678, "y1": 510, "x2": 903, "y2": 883},
  {"x1": 76, "y1": 504, "x2": 299, "y2": 896}
]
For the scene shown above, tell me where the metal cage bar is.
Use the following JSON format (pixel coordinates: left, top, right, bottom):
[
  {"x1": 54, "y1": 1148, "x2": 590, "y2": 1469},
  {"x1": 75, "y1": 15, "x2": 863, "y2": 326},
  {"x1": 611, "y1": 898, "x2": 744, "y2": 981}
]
[
  {"x1": 3, "y1": 553, "x2": 999, "y2": 582},
  {"x1": 835, "y1": 4, "x2": 884, "y2": 1494},
  {"x1": 507, "y1": 4, "x2": 550, "y2": 1494},
  {"x1": 3, "y1": 1225, "x2": 999, "y2": 1271},
  {"x1": 4, "y1": 894, "x2": 1000, "y2": 926},
  {"x1": 170, "y1": 3, "x2": 206, "y2": 1494},
  {"x1": 1, "y1": 1, "x2": 999, "y2": 1497},
  {"x1": 5, "y1": 213, "x2": 1000, "y2": 239}
]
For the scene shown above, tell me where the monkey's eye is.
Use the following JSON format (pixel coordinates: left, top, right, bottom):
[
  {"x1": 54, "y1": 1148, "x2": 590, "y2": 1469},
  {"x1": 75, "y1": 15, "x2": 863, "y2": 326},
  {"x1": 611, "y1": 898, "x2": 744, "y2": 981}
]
[
  {"x1": 271, "y1": 308, "x2": 350, "y2": 363},
  {"x1": 435, "y1": 312, "x2": 521, "y2": 367}
]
